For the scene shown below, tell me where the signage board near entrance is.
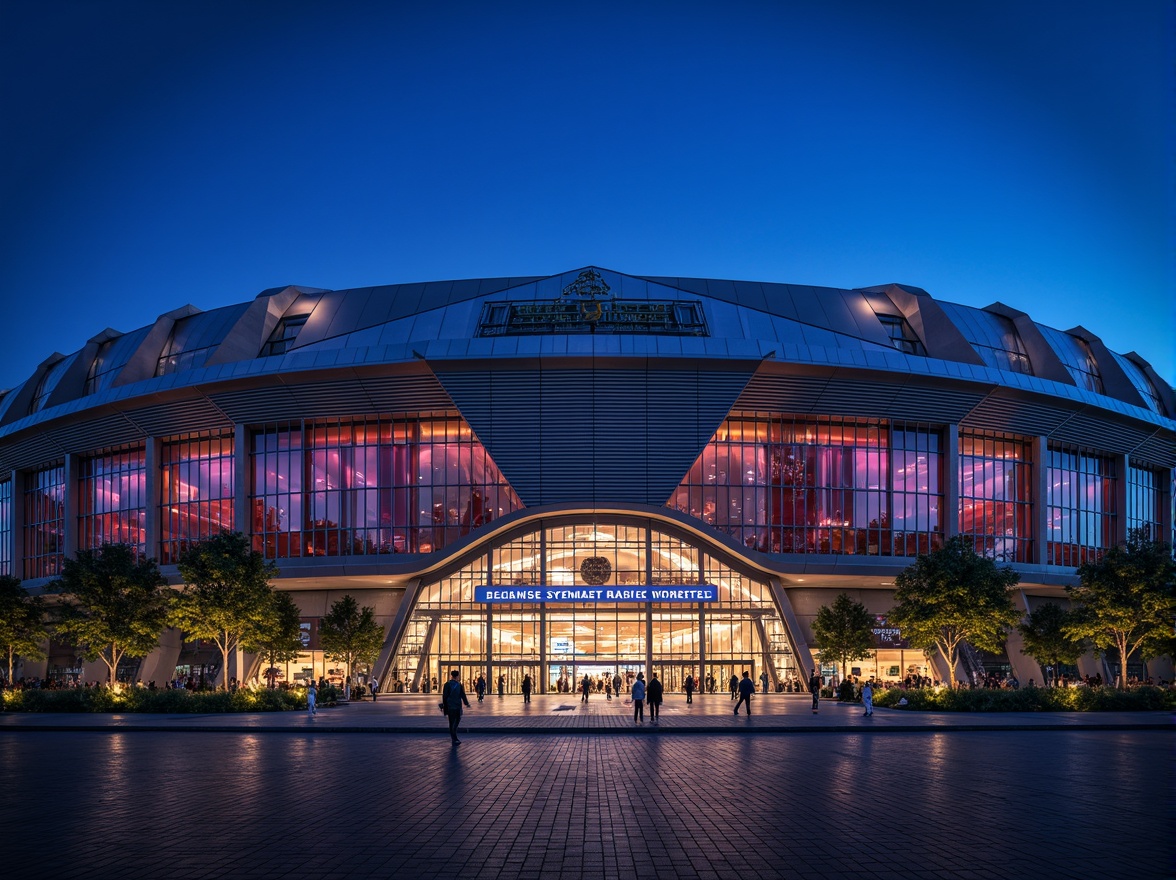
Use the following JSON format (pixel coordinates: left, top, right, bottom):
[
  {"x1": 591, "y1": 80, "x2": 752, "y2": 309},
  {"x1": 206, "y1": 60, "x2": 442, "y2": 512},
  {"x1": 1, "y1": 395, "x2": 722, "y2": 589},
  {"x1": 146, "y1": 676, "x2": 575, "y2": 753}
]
[{"x1": 475, "y1": 585, "x2": 718, "y2": 604}]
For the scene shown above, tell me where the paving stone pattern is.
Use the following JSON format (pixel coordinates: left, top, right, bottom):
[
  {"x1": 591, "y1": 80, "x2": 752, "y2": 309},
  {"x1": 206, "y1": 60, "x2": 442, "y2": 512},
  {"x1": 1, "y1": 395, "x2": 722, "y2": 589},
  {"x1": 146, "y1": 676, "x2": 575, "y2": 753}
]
[{"x1": 1, "y1": 728, "x2": 1170, "y2": 880}]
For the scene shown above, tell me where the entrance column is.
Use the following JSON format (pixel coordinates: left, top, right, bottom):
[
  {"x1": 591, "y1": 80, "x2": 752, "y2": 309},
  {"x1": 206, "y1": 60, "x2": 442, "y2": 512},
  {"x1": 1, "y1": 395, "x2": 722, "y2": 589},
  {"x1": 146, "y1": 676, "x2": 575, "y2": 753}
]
[
  {"x1": 645, "y1": 602, "x2": 653, "y2": 678},
  {"x1": 698, "y1": 601, "x2": 706, "y2": 696},
  {"x1": 484, "y1": 605, "x2": 493, "y2": 694}
]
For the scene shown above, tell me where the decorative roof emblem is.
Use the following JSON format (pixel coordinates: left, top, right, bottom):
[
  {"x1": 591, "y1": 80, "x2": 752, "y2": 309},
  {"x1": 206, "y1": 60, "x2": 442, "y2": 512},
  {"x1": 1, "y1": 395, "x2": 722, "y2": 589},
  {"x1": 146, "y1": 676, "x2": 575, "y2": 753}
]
[
  {"x1": 560, "y1": 268, "x2": 611, "y2": 323},
  {"x1": 560, "y1": 268, "x2": 612, "y2": 301}
]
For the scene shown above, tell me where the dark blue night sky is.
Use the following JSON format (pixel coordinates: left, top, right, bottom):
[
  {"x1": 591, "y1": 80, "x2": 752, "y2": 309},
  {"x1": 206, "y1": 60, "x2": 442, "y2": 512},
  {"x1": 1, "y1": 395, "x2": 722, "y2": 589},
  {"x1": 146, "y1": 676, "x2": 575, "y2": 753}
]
[{"x1": 1, "y1": 0, "x2": 1171, "y2": 390}]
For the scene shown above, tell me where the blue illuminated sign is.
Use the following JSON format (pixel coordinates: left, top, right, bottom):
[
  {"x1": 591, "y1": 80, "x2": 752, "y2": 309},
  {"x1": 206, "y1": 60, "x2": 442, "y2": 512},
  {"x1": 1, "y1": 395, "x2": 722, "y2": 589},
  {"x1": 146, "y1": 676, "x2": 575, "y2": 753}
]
[{"x1": 474, "y1": 585, "x2": 718, "y2": 604}]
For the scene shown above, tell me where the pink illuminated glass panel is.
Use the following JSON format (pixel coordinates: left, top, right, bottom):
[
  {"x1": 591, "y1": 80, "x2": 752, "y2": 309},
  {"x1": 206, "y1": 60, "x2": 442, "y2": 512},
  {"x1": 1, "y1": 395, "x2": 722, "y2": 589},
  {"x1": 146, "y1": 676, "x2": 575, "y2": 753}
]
[
  {"x1": 670, "y1": 414, "x2": 942, "y2": 556},
  {"x1": 251, "y1": 415, "x2": 522, "y2": 558},
  {"x1": 159, "y1": 431, "x2": 234, "y2": 564},
  {"x1": 958, "y1": 431, "x2": 1033, "y2": 563},
  {"x1": 24, "y1": 465, "x2": 65, "y2": 577},
  {"x1": 1047, "y1": 446, "x2": 1115, "y2": 567},
  {"x1": 79, "y1": 446, "x2": 147, "y2": 555}
]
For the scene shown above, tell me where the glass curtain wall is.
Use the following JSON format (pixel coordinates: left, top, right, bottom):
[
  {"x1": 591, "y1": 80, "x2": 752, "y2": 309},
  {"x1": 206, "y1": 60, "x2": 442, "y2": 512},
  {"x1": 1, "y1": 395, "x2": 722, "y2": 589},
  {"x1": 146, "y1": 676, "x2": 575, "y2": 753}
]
[
  {"x1": 0, "y1": 480, "x2": 11, "y2": 576},
  {"x1": 1046, "y1": 446, "x2": 1116, "y2": 566},
  {"x1": 78, "y1": 446, "x2": 147, "y2": 554},
  {"x1": 670, "y1": 413, "x2": 942, "y2": 557},
  {"x1": 250, "y1": 414, "x2": 521, "y2": 559},
  {"x1": 23, "y1": 465, "x2": 65, "y2": 578},
  {"x1": 1126, "y1": 464, "x2": 1163, "y2": 542},
  {"x1": 958, "y1": 430, "x2": 1034, "y2": 562},
  {"x1": 159, "y1": 431, "x2": 235, "y2": 564},
  {"x1": 394, "y1": 520, "x2": 796, "y2": 696}
]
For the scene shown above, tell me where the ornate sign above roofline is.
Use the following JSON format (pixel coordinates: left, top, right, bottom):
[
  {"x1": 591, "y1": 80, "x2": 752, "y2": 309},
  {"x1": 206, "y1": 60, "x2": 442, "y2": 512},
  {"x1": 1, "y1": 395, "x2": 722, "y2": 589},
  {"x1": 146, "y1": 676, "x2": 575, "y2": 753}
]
[{"x1": 477, "y1": 268, "x2": 710, "y2": 337}]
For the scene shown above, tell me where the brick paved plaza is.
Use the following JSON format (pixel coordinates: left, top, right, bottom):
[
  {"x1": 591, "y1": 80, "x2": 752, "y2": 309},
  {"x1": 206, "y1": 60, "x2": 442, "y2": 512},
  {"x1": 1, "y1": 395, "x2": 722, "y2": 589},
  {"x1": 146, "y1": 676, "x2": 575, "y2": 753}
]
[{"x1": 1, "y1": 696, "x2": 1171, "y2": 880}]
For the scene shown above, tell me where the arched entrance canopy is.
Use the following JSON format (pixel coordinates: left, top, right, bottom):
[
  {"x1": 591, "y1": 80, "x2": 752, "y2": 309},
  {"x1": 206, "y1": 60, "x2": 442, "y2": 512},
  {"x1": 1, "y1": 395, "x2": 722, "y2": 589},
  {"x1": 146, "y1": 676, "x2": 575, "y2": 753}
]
[{"x1": 388, "y1": 514, "x2": 804, "y2": 696}]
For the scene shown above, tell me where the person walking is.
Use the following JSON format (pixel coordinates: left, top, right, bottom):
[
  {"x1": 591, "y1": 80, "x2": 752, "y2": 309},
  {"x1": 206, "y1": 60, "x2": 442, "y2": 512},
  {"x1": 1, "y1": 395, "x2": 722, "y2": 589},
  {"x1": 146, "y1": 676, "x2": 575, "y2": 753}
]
[
  {"x1": 862, "y1": 679, "x2": 874, "y2": 716},
  {"x1": 581, "y1": 674, "x2": 592, "y2": 703},
  {"x1": 475, "y1": 674, "x2": 486, "y2": 702},
  {"x1": 522, "y1": 674, "x2": 533, "y2": 703},
  {"x1": 759, "y1": 670, "x2": 769, "y2": 694},
  {"x1": 631, "y1": 672, "x2": 647, "y2": 724},
  {"x1": 613, "y1": 672, "x2": 623, "y2": 699},
  {"x1": 684, "y1": 673, "x2": 695, "y2": 705},
  {"x1": 370, "y1": 676, "x2": 379, "y2": 702},
  {"x1": 734, "y1": 671, "x2": 754, "y2": 715},
  {"x1": 306, "y1": 680, "x2": 317, "y2": 717},
  {"x1": 729, "y1": 673, "x2": 739, "y2": 700},
  {"x1": 443, "y1": 669, "x2": 471, "y2": 745},
  {"x1": 808, "y1": 670, "x2": 822, "y2": 713},
  {"x1": 647, "y1": 672, "x2": 664, "y2": 724},
  {"x1": 497, "y1": 674, "x2": 505, "y2": 697}
]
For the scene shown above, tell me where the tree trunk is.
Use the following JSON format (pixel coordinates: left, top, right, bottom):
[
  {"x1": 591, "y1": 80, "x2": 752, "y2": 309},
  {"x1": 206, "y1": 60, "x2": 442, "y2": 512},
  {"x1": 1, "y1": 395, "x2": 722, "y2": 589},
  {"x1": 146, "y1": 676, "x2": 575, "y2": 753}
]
[
  {"x1": 7, "y1": 645, "x2": 13, "y2": 684},
  {"x1": 1116, "y1": 636, "x2": 1128, "y2": 689},
  {"x1": 942, "y1": 641, "x2": 957, "y2": 688},
  {"x1": 221, "y1": 635, "x2": 231, "y2": 692}
]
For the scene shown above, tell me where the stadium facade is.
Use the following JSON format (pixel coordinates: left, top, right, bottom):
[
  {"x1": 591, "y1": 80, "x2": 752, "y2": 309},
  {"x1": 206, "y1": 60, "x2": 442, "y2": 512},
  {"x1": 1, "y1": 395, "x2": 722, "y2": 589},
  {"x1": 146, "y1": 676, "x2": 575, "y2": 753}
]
[{"x1": 2, "y1": 267, "x2": 1172, "y2": 691}]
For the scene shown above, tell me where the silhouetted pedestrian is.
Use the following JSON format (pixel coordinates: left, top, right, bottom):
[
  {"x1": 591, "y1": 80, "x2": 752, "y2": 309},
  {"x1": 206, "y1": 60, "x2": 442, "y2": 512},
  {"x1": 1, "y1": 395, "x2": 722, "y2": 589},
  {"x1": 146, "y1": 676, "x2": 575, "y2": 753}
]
[
  {"x1": 809, "y1": 670, "x2": 822, "y2": 713},
  {"x1": 647, "y1": 673, "x2": 664, "y2": 723},
  {"x1": 443, "y1": 669, "x2": 470, "y2": 744},
  {"x1": 734, "y1": 671, "x2": 754, "y2": 715},
  {"x1": 631, "y1": 672, "x2": 646, "y2": 723}
]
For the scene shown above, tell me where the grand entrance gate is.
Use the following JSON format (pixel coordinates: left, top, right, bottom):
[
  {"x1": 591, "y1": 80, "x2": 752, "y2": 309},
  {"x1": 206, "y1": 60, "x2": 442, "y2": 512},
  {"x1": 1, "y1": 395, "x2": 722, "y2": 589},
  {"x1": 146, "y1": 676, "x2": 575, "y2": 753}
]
[{"x1": 391, "y1": 518, "x2": 800, "y2": 695}]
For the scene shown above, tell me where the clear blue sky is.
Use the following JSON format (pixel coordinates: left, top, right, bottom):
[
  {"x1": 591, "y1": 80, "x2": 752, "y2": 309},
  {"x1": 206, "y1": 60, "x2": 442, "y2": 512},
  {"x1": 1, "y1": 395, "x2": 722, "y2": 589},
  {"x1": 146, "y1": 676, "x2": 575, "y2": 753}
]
[{"x1": 2, "y1": 0, "x2": 1172, "y2": 392}]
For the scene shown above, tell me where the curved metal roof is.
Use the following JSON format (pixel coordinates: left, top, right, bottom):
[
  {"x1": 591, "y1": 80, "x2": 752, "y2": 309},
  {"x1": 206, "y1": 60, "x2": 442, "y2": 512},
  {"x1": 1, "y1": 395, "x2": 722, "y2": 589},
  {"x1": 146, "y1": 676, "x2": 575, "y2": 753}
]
[{"x1": 1, "y1": 267, "x2": 1171, "y2": 435}]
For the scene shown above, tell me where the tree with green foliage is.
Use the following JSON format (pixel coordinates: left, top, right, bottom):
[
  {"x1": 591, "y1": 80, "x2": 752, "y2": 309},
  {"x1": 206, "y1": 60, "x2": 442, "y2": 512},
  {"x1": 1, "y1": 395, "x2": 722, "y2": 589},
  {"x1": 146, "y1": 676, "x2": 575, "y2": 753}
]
[
  {"x1": 1016, "y1": 602, "x2": 1084, "y2": 686},
  {"x1": 888, "y1": 536, "x2": 1021, "y2": 688},
  {"x1": 811, "y1": 593, "x2": 875, "y2": 685},
  {"x1": 319, "y1": 594, "x2": 384, "y2": 697},
  {"x1": 53, "y1": 544, "x2": 173, "y2": 688},
  {"x1": 172, "y1": 531, "x2": 280, "y2": 692},
  {"x1": 0, "y1": 575, "x2": 49, "y2": 684},
  {"x1": 243, "y1": 590, "x2": 304, "y2": 688},
  {"x1": 1065, "y1": 529, "x2": 1175, "y2": 689}
]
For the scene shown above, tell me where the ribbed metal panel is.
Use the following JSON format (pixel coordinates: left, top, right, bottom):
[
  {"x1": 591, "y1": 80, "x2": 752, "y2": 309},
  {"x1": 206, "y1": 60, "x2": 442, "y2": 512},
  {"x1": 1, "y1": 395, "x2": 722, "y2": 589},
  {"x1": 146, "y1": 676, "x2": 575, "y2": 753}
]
[
  {"x1": 433, "y1": 364, "x2": 758, "y2": 506},
  {"x1": 887, "y1": 385, "x2": 987, "y2": 423},
  {"x1": 287, "y1": 381, "x2": 378, "y2": 418},
  {"x1": 122, "y1": 397, "x2": 231, "y2": 437},
  {"x1": 207, "y1": 385, "x2": 302, "y2": 424},
  {"x1": 46, "y1": 413, "x2": 143, "y2": 457},
  {"x1": 1130, "y1": 433, "x2": 1176, "y2": 469},
  {"x1": 1048, "y1": 414, "x2": 1158, "y2": 458},
  {"x1": 359, "y1": 375, "x2": 455, "y2": 413},
  {"x1": 960, "y1": 396, "x2": 1074, "y2": 437},
  {"x1": 813, "y1": 380, "x2": 903, "y2": 416},
  {"x1": 733, "y1": 375, "x2": 829, "y2": 413},
  {"x1": 0, "y1": 432, "x2": 66, "y2": 472}
]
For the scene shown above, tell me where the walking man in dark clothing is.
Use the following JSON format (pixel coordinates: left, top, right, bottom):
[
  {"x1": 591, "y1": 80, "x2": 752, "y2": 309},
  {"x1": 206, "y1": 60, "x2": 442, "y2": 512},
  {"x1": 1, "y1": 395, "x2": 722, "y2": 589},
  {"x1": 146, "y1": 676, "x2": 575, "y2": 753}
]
[
  {"x1": 647, "y1": 672, "x2": 664, "y2": 723},
  {"x1": 443, "y1": 669, "x2": 470, "y2": 744},
  {"x1": 808, "y1": 670, "x2": 822, "y2": 713},
  {"x1": 734, "y1": 671, "x2": 755, "y2": 715},
  {"x1": 684, "y1": 674, "x2": 695, "y2": 704}
]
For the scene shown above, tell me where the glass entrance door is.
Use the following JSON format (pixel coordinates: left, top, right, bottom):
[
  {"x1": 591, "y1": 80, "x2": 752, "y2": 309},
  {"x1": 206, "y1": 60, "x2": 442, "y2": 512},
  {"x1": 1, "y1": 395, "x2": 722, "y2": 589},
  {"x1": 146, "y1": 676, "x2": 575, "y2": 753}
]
[
  {"x1": 650, "y1": 663, "x2": 698, "y2": 693},
  {"x1": 706, "y1": 660, "x2": 755, "y2": 698},
  {"x1": 492, "y1": 662, "x2": 539, "y2": 695}
]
